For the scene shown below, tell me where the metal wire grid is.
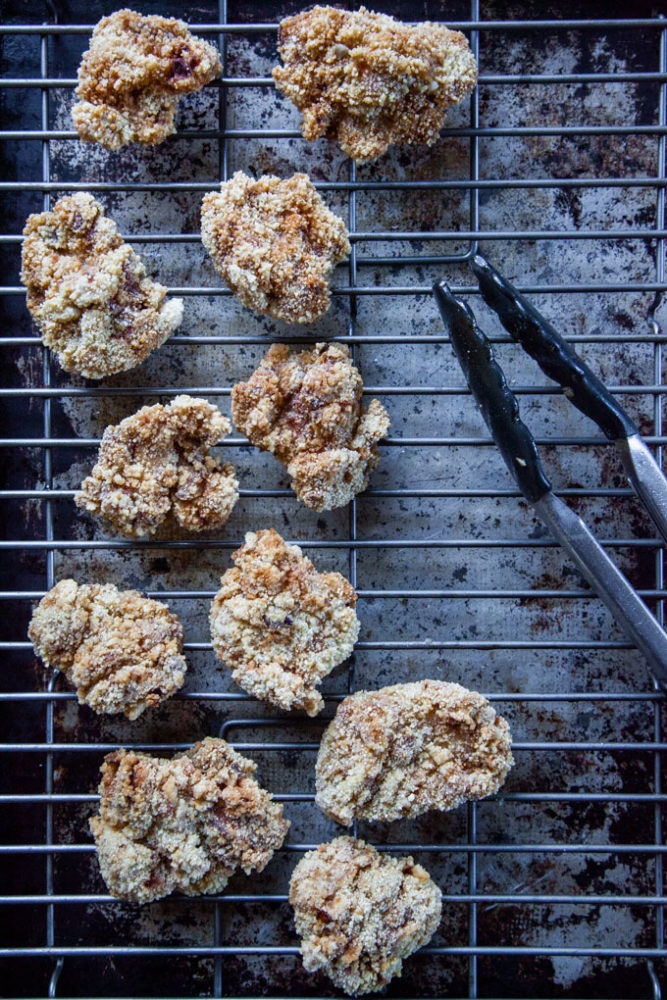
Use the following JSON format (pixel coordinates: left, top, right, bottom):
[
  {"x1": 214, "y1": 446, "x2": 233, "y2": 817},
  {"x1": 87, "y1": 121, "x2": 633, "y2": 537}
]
[{"x1": 1, "y1": 2, "x2": 667, "y2": 998}]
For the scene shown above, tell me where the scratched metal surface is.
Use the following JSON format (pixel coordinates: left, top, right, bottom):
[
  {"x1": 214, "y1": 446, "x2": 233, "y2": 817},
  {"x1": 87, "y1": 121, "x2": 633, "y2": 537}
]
[{"x1": 1, "y1": 0, "x2": 666, "y2": 997}]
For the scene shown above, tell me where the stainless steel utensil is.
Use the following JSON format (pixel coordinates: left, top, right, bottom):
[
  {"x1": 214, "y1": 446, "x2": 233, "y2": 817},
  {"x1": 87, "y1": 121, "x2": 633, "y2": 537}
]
[{"x1": 434, "y1": 278, "x2": 667, "y2": 690}]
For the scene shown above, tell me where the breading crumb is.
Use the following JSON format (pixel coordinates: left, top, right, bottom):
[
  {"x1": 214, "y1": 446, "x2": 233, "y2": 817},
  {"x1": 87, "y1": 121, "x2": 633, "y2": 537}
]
[
  {"x1": 76, "y1": 395, "x2": 239, "y2": 538},
  {"x1": 72, "y1": 9, "x2": 221, "y2": 149},
  {"x1": 28, "y1": 579, "x2": 186, "y2": 720},
  {"x1": 210, "y1": 529, "x2": 359, "y2": 715},
  {"x1": 273, "y1": 5, "x2": 477, "y2": 162},
  {"x1": 316, "y1": 679, "x2": 514, "y2": 825},
  {"x1": 231, "y1": 343, "x2": 389, "y2": 510},
  {"x1": 201, "y1": 171, "x2": 350, "y2": 324},
  {"x1": 290, "y1": 836, "x2": 442, "y2": 995},
  {"x1": 20, "y1": 193, "x2": 183, "y2": 379},
  {"x1": 90, "y1": 737, "x2": 290, "y2": 903}
]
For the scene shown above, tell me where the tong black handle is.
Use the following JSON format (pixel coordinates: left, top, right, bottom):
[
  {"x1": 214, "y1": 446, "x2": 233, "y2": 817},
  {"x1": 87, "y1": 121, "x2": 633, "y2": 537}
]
[
  {"x1": 471, "y1": 253, "x2": 637, "y2": 441},
  {"x1": 434, "y1": 281, "x2": 552, "y2": 504}
]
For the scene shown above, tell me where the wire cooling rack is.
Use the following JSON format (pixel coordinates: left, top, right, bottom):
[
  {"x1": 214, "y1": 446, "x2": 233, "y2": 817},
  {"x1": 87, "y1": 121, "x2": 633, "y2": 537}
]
[{"x1": 1, "y1": 1, "x2": 667, "y2": 997}]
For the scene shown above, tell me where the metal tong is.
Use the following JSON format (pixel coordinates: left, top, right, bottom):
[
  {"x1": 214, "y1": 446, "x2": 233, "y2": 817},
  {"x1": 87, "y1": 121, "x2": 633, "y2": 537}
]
[{"x1": 433, "y1": 254, "x2": 667, "y2": 690}]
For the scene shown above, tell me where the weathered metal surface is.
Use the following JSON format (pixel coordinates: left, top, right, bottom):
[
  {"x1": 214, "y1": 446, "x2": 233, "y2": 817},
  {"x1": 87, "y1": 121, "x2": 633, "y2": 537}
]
[{"x1": 1, "y1": 1, "x2": 665, "y2": 997}]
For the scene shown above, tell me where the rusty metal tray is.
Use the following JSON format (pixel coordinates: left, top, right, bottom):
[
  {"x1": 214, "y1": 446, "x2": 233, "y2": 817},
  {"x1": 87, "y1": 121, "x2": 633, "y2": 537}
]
[{"x1": 0, "y1": 1, "x2": 665, "y2": 997}]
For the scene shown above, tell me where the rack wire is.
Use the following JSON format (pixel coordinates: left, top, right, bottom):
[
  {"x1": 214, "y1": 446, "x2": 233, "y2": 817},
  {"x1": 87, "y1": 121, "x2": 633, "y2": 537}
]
[{"x1": 1, "y1": 1, "x2": 666, "y2": 997}]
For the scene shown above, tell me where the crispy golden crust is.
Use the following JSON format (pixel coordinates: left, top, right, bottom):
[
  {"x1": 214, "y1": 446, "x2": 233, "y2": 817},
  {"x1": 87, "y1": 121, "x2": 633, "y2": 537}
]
[
  {"x1": 315, "y1": 679, "x2": 514, "y2": 825},
  {"x1": 90, "y1": 738, "x2": 290, "y2": 903},
  {"x1": 20, "y1": 193, "x2": 183, "y2": 379},
  {"x1": 231, "y1": 343, "x2": 389, "y2": 510},
  {"x1": 290, "y1": 836, "x2": 442, "y2": 995},
  {"x1": 201, "y1": 172, "x2": 350, "y2": 324},
  {"x1": 72, "y1": 9, "x2": 221, "y2": 148},
  {"x1": 28, "y1": 579, "x2": 186, "y2": 720},
  {"x1": 75, "y1": 395, "x2": 239, "y2": 538},
  {"x1": 210, "y1": 529, "x2": 359, "y2": 716},
  {"x1": 273, "y1": 5, "x2": 477, "y2": 162}
]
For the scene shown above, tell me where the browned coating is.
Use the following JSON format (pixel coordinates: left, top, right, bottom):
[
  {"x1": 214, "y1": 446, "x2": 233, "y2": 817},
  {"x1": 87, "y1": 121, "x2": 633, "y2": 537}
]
[
  {"x1": 231, "y1": 343, "x2": 390, "y2": 510},
  {"x1": 76, "y1": 395, "x2": 239, "y2": 538},
  {"x1": 20, "y1": 193, "x2": 183, "y2": 379},
  {"x1": 72, "y1": 9, "x2": 221, "y2": 148},
  {"x1": 201, "y1": 171, "x2": 350, "y2": 323},
  {"x1": 316, "y1": 679, "x2": 514, "y2": 825},
  {"x1": 273, "y1": 5, "x2": 477, "y2": 162},
  {"x1": 289, "y1": 836, "x2": 442, "y2": 995},
  {"x1": 28, "y1": 579, "x2": 186, "y2": 720},
  {"x1": 210, "y1": 529, "x2": 359, "y2": 716},
  {"x1": 90, "y1": 738, "x2": 290, "y2": 903}
]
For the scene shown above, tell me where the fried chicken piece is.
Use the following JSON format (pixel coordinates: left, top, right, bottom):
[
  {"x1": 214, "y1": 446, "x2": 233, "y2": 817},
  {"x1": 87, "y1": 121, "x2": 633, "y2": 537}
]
[
  {"x1": 76, "y1": 395, "x2": 239, "y2": 538},
  {"x1": 316, "y1": 679, "x2": 513, "y2": 825},
  {"x1": 201, "y1": 172, "x2": 350, "y2": 324},
  {"x1": 290, "y1": 836, "x2": 441, "y2": 995},
  {"x1": 231, "y1": 343, "x2": 389, "y2": 510},
  {"x1": 72, "y1": 9, "x2": 221, "y2": 149},
  {"x1": 273, "y1": 5, "x2": 477, "y2": 162},
  {"x1": 90, "y1": 737, "x2": 290, "y2": 903},
  {"x1": 21, "y1": 192, "x2": 182, "y2": 379},
  {"x1": 28, "y1": 579, "x2": 186, "y2": 720},
  {"x1": 210, "y1": 529, "x2": 359, "y2": 716}
]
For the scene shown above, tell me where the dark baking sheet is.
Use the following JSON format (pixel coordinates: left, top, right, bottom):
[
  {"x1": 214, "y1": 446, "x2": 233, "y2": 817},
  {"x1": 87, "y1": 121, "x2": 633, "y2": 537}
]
[{"x1": 1, "y1": 1, "x2": 666, "y2": 997}]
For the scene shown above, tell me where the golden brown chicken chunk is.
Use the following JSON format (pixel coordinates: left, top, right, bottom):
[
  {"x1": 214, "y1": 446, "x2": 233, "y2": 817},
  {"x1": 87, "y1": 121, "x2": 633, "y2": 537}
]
[
  {"x1": 20, "y1": 193, "x2": 183, "y2": 379},
  {"x1": 231, "y1": 343, "x2": 389, "y2": 510},
  {"x1": 316, "y1": 679, "x2": 514, "y2": 825},
  {"x1": 210, "y1": 529, "x2": 359, "y2": 715},
  {"x1": 290, "y1": 836, "x2": 442, "y2": 995},
  {"x1": 28, "y1": 579, "x2": 186, "y2": 719},
  {"x1": 90, "y1": 738, "x2": 290, "y2": 903},
  {"x1": 273, "y1": 5, "x2": 477, "y2": 162},
  {"x1": 76, "y1": 395, "x2": 239, "y2": 538},
  {"x1": 201, "y1": 171, "x2": 350, "y2": 324},
  {"x1": 72, "y1": 9, "x2": 221, "y2": 148}
]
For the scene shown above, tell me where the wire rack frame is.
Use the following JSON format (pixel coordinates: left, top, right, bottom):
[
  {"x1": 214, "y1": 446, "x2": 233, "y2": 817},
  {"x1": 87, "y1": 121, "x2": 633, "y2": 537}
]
[{"x1": 1, "y1": 2, "x2": 667, "y2": 999}]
